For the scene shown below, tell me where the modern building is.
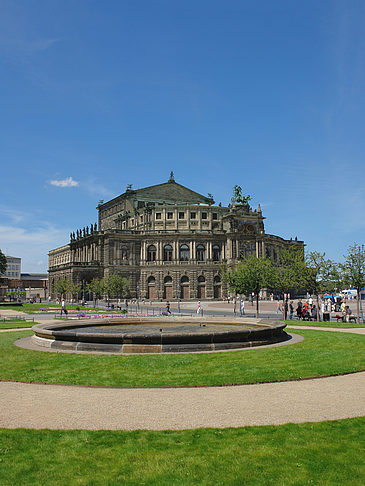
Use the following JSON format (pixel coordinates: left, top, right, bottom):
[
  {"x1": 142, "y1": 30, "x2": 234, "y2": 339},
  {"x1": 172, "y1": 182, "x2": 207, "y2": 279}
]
[
  {"x1": 7, "y1": 273, "x2": 49, "y2": 301},
  {"x1": 3, "y1": 256, "x2": 21, "y2": 280},
  {"x1": 48, "y1": 174, "x2": 304, "y2": 300}
]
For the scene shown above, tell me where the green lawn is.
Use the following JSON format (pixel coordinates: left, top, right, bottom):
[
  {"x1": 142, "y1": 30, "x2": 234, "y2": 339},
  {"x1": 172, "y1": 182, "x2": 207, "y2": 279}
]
[
  {"x1": 285, "y1": 319, "x2": 365, "y2": 328},
  {"x1": 1, "y1": 328, "x2": 364, "y2": 387},
  {"x1": 0, "y1": 320, "x2": 36, "y2": 329},
  {"x1": 0, "y1": 303, "x2": 103, "y2": 313},
  {"x1": 0, "y1": 418, "x2": 364, "y2": 485}
]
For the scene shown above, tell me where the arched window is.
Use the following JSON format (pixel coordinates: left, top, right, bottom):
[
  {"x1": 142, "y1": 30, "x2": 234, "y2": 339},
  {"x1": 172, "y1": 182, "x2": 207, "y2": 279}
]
[
  {"x1": 179, "y1": 244, "x2": 189, "y2": 261},
  {"x1": 196, "y1": 244, "x2": 206, "y2": 261},
  {"x1": 164, "y1": 276, "x2": 173, "y2": 284},
  {"x1": 181, "y1": 275, "x2": 189, "y2": 284},
  {"x1": 197, "y1": 275, "x2": 205, "y2": 283},
  {"x1": 147, "y1": 276, "x2": 155, "y2": 284},
  {"x1": 147, "y1": 245, "x2": 156, "y2": 262},
  {"x1": 163, "y1": 245, "x2": 173, "y2": 261},
  {"x1": 212, "y1": 245, "x2": 221, "y2": 261}
]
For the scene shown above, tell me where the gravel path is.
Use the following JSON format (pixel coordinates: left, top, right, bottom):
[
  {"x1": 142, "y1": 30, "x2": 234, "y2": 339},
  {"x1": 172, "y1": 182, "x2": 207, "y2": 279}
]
[
  {"x1": 0, "y1": 319, "x2": 364, "y2": 430},
  {"x1": 1, "y1": 372, "x2": 364, "y2": 430}
]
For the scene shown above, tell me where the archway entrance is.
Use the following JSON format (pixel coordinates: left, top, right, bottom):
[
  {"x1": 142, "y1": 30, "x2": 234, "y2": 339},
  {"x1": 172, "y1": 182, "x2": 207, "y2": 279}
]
[
  {"x1": 180, "y1": 276, "x2": 190, "y2": 300},
  {"x1": 197, "y1": 275, "x2": 206, "y2": 299},
  {"x1": 164, "y1": 276, "x2": 173, "y2": 300},
  {"x1": 147, "y1": 276, "x2": 156, "y2": 300},
  {"x1": 213, "y1": 276, "x2": 221, "y2": 299}
]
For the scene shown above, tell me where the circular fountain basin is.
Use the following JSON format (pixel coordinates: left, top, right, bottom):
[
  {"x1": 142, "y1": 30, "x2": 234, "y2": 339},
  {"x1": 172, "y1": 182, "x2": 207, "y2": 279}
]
[{"x1": 31, "y1": 316, "x2": 288, "y2": 353}]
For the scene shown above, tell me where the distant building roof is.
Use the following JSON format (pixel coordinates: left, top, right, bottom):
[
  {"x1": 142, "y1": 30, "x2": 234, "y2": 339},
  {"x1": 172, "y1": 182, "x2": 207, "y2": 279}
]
[{"x1": 21, "y1": 273, "x2": 48, "y2": 280}]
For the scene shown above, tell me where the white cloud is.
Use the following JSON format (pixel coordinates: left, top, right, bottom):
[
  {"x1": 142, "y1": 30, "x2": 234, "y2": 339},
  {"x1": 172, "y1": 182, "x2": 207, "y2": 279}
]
[
  {"x1": 0, "y1": 224, "x2": 69, "y2": 273},
  {"x1": 49, "y1": 177, "x2": 79, "y2": 188}
]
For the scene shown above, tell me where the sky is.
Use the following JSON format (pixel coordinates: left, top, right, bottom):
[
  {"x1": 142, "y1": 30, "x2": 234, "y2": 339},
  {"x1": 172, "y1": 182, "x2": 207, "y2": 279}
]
[{"x1": 0, "y1": 0, "x2": 364, "y2": 272}]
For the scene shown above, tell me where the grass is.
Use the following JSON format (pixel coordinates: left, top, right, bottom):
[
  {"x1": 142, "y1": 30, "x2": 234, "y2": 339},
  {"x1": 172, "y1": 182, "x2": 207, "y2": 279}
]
[
  {"x1": 285, "y1": 319, "x2": 365, "y2": 328},
  {"x1": 0, "y1": 418, "x2": 364, "y2": 485},
  {"x1": 1, "y1": 328, "x2": 364, "y2": 387},
  {"x1": 0, "y1": 303, "x2": 103, "y2": 313},
  {"x1": 0, "y1": 320, "x2": 36, "y2": 329}
]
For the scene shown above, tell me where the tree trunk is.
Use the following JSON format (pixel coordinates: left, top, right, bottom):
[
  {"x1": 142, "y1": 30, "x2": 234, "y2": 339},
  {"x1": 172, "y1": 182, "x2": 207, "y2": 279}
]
[
  {"x1": 357, "y1": 288, "x2": 360, "y2": 324},
  {"x1": 256, "y1": 292, "x2": 259, "y2": 318},
  {"x1": 316, "y1": 294, "x2": 320, "y2": 322}
]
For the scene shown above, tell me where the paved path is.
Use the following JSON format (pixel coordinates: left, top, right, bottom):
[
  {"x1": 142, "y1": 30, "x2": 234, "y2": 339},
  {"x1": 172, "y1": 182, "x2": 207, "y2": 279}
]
[{"x1": 0, "y1": 321, "x2": 364, "y2": 430}]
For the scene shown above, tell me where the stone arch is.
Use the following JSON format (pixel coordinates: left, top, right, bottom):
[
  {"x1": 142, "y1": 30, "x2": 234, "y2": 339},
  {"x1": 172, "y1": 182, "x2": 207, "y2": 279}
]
[
  {"x1": 213, "y1": 275, "x2": 222, "y2": 299},
  {"x1": 147, "y1": 275, "x2": 156, "y2": 300},
  {"x1": 163, "y1": 275, "x2": 173, "y2": 300},
  {"x1": 197, "y1": 275, "x2": 206, "y2": 299},
  {"x1": 180, "y1": 275, "x2": 190, "y2": 300}
]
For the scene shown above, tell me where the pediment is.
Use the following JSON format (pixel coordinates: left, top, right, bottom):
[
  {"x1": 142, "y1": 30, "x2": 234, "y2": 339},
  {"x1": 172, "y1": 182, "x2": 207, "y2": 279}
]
[{"x1": 134, "y1": 181, "x2": 213, "y2": 204}]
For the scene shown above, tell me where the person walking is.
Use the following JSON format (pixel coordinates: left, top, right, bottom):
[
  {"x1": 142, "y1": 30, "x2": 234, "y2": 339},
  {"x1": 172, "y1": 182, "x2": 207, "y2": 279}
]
[
  {"x1": 240, "y1": 299, "x2": 245, "y2": 316},
  {"x1": 166, "y1": 301, "x2": 171, "y2": 314},
  {"x1": 276, "y1": 301, "x2": 282, "y2": 314},
  {"x1": 289, "y1": 301, "x2": 294, "y2": 320},
  {"x1": 60, "y1": 298, "x2": 68, "y2": 316},
  {"x1": 197, "y1": 301, "x2": 201, "y2": 314}
]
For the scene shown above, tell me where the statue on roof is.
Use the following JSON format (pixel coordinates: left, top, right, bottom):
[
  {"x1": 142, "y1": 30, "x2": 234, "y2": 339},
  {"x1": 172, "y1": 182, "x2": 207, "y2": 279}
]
[
  {"x1": 231, "y1": 185, "x2": 251, "y2": 210},
  {"x1": 168, "y1": 171, "x2": 175, "y2": 182}
]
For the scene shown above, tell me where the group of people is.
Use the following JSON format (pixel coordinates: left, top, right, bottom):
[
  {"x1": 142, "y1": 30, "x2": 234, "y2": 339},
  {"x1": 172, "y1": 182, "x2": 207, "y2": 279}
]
[{"x1": 276, "y1": 299, "x2": 317, "y2": 320}]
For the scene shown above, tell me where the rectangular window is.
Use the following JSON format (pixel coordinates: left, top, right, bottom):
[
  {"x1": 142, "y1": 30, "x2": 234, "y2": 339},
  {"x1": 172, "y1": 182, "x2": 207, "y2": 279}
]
[
  {"x1": 212, "y1": 213, "x2": 218, "y2": 220},
  {"x1": 140, "y1": 216, "x2": 143, "y2": 222},
  {"x1": 202, "y1": 212, "x2": 207, "y2": 219},
  {"x1": 155, "y1": 213, "x2": 162, "y2": 219},
  {"x1": 190, "y1": 212, "x2": 196, "y2": 219},
  {"x1": 178, "y1": 212, "x2": 185, "y2": 219},
  {"x1": 167, "y1": 212, "x2": 173, "y2": 219}
]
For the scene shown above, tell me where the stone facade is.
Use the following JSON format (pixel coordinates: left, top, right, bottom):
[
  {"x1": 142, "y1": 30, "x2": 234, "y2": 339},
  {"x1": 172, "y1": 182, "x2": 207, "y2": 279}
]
[{"x1": 48, "y1": 174, "x2": 304, "y2": 300}]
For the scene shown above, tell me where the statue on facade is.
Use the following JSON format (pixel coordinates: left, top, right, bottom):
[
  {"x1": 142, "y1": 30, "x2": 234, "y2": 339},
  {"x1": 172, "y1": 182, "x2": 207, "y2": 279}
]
[{"x1": 231, "y1": 185, "x2": 251, "y2": 210}]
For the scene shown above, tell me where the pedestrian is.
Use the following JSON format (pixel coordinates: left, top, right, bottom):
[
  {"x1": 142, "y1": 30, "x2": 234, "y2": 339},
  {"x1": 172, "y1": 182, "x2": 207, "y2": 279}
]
[
  {"x1": 166, "y1": 301, "x2": 171, "y2": 314},
  {"x1": 296, "y1": 299, "x2": 303, "y2": 319},
  {"x1": 284, "y1": 300, "x2": 288, "y2": 320},
  {"x1": 60, "y1": 298, "x2": 68, "y2": 316},
  {"x1": 276, "y1": 301, "x2": 282, "y2": 314},
  {"x1": 240, "y1": 299, "x2": 245, "y2": 316},
  {"x1": 289, "y1": 301, "x2": 294, "y2": 320},
  {"x1": 197, "y1": 300, "x2": 201, "y2": 314}
]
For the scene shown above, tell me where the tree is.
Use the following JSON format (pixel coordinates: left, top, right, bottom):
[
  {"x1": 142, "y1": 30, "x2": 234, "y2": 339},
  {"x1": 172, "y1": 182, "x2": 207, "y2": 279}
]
[
  {"x1": 341, "y1": 243, "x2": 365, "y2": 323},
  {"x1": 54, "y1": 279, "x2": 72, "y2": 299},
  {"x1": 303, "y1": 252, "x2": 336, "y2": 321},
  {"x1": 86, "y1": 278, "x2": 105, "y2": 307},
  {"x1": 223, "y1": 255, "x2": 274, "y2": 318},
  {"x1": 0, "y1": 249, "x2": 7, "y2": 276},
  {"x1": 272, "y1": 248, "x2": 306, "y2": 320},
  {"x1": 104, "y1": 274, "x2": 130, "y2": 303},
  {"x1": 69, "y1": 282, "x2": 81, "y2": 303}
]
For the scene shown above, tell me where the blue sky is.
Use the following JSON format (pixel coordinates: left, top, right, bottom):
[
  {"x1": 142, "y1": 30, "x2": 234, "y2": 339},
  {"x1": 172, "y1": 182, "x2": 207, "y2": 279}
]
[{"x1": 0, "y1": 0, "x2": 364, "y2": 272}]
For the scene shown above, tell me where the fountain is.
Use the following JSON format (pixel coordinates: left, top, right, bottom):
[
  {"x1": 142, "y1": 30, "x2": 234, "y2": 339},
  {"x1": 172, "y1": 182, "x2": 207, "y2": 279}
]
[{"x1": 30, "y1": 316, "x2": 288, "y2": 353}]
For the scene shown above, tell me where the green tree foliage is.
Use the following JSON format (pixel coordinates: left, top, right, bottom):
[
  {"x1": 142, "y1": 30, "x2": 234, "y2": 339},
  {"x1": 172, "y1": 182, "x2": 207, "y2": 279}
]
[
  {"x1": 303, "y1": 252, "x2": 336, "y2": 320},
  {"x1": 223, "y1": 255, "x2": 274, "y2": 318},
  {"x1": 341, "y1": 243, "x2": 365, "y2": 323},
  {"x1": 273, "y1": 248, "x2": 306, "y2": 318},
  {"x1": 0, "y1": 249, "x2": 7, "y2": 276},
  {"x1": 54, "y1": 279, "x2": 72, "y2": 298},
  {"x1": 104, "y1": 274, "x2": 130, "y2": 301},
  {"x1": 86, "y1": 278, "x2": 105, "y2": 307}
]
